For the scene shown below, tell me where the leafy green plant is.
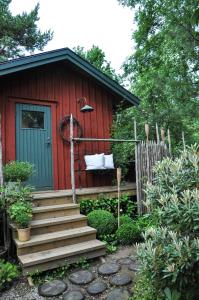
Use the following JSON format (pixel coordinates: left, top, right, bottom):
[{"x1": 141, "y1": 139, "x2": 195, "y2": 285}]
[
  {"x1": 0, "y1": 182, "x2": 33, "y2": 208},
  {"x1": 157, "y1": 189, "x2": 199, "y2": 237},
  {"x1": 119, "y1": 214, "x2": 132, "y2": 225},
  {"x1": 4, "y1": 161, "x2": 34, "y2": 182},
  {"x1": 133, "y1": 146, "x2": 199, "y2": 300},
  {"x1": 116, "y1": 222, "x2": 141, "y2": 245},
  {"x1": 31, "y1": 263, "x2": 70, "y2": 285},
  {"x1": 99, "y1": 233, "x2": 118, "y2": 253},
  {"x1": 136, "y1": 228, "x2": 199, "y2": 300},
  {"x1": 164, "y1": 288, "x2": 181, "y2": 300},
  {"x1": 0, "y1": 197, "x2": 5, "y2": 210},
  {"x1": 8, "y1": 201, "x2": 32, "y2": 229},
  {"x1": 0, "y1": 260, "x2": 20, "y2": 291},
  {"x1": 73, "y1": 257, "x2": 90, "y2": 270},
  {"x1": 80, "y1": 193, "x2": 136, "y2": 218},
  {"x1": 145, "y1": 145, "x2": 199, "y2": 211},
  {"x1": 87, "y1": 209, "x2": 116, "y2": 236}
]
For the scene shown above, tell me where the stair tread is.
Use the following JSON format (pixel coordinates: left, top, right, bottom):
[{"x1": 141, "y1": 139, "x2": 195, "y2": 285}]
[
  {"x1": 18, "y1": 240, "x2": 106, "y2": 266},
  {"x1": 15, "y1": 226, "x2": 96, "y2": 248},
  {"x1": 31, "y1": 214, "x2": 86, "y2": 226},
  {"x1": 33, "y1": 203, "x2": 79, "y2": 213},
  {"x1": 11, "y1": 214, "x2": 87, "y2": 230}
]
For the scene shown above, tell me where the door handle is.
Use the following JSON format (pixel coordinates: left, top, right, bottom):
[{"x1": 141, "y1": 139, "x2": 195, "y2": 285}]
[{"x1": 45, "y1": 137, "x2": 51, "y2": 145}]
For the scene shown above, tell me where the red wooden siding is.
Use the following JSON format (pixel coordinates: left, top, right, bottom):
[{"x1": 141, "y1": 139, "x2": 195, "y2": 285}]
[{"x1": 0, "y1": 62, "x2": 119, "y2": 189}]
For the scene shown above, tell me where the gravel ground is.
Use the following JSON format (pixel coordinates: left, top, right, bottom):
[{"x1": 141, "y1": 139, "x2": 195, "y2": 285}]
[{"x1": 0, "y1": 246, "x2": 138, "y2": 300}]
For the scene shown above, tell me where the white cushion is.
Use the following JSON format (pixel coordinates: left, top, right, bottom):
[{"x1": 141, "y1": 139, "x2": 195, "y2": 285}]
[
  {"x1": 84, "y1": 153, "x2": 105, "y2": 170},
  {"x1": 104, "y1": 154, "x2": 114, "y2": 169}
]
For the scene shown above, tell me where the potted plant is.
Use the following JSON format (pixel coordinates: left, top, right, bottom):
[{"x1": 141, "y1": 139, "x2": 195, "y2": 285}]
[
  {"x1": 3, "y1": 161, "x2": 34, "y2": 183},
  {"x1": 8, "y1": 201, "x2": 32, "y2": 242},
  {"x1": 0, "y1": 183, "x2": 34, "y2": 208}
]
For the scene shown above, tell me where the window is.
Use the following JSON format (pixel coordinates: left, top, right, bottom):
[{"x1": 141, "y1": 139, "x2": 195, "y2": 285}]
[{"x1": 22, "y1": 110, "x2": 44, "y2": 129}]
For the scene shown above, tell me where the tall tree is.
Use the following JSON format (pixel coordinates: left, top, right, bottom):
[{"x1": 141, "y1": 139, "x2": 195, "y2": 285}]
[
  {"x1": 113, "y1": 0, "x2": 199, "y2": 165},
  {"x1": 74, "y1": 45, "x2": 121, "y2": 83},
  {"x1": 0, "y1": 0, "x2": 53, "y2": 61}
]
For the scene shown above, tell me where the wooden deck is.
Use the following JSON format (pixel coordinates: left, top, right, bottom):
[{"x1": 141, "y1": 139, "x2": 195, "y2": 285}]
[{"x1": 33, "y1": 182, "x2": 136, "y2": 201}]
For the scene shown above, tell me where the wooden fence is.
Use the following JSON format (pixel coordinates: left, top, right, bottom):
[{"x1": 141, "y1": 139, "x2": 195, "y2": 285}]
[{"x1": 135, "y1": 140, "x2": 168, "y2": 214}]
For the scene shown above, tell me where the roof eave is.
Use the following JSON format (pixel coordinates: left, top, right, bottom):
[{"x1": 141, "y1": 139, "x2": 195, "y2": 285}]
[{"x1": 0, "y1": 48, "x2": 139, "y2": 106}]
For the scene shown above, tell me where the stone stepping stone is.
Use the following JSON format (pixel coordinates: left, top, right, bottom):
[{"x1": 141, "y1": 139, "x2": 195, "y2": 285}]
[
  {"x1": 38, "y1": 279, "x2": 67, "y2": 297},
  {"x1": 98, "y1": 262, "x2": 120, "y2": 275},
  {"x1": 110, "y1": 273, "x2": 132, "y2": 286},
  {"x1": 69, "y1": 270, "x2": 94, "y2": 285},
  {"x1": 117, "y1": 257, "x2": 133, "y2": 265},
  {"x1": 87, "y1": 279, "x2": 107, "y2": 295},
  {"x1": 63, "y1": 290, "x2": 84, "y2": 300},
  {"x1": 107, "y1": 288, "x2": 130, "y2": 300},
  {"x1": 128, "y1": 263, "x2": 139, "y2": 272}
]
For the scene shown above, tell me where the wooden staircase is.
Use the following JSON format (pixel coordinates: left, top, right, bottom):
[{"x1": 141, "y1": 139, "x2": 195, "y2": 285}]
[{"x1": 11, "y1": 192, "x2": 106, "y2": 275}]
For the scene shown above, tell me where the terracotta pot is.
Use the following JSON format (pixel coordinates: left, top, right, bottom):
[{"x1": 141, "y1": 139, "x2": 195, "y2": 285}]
[{"x1": 17, "y1": 227, "x2": 31, "y2": 242}]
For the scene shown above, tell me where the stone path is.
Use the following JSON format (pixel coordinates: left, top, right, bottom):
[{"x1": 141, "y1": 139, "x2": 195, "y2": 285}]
[
  {"x1": 0, "y1": 246, "x2": 139, "y2": 300},
  {"x1": 37, "y1": 252, "x2": 138, "y2": 299}
]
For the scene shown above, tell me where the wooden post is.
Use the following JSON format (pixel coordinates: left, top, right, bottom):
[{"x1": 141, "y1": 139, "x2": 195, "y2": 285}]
[
  {"x1": 134, "y1": 120, "x2": 141, "y2": 215},
  {"x1": 156, "y1": 123, "x2": 160, "y2": 144},
  {"x1": 117, "y1": 167, "x2": 121, "y2": 228},
  {"x1": 0, "y1": 114, "x2": 3, "y2": 187},
  {"x1": 70, "y1": 114, "x2": 76, "y2": 203},
  {"x1": 161, "y1": 128, "x2": 165, "y2": 143},
  {"x1": 145, "y1": 123, "x2": 150, "y2": 184},
  {"x1": 145, "y1": 123, "x2": 149, "y2": 142},
  {"x1": 182, "y1": 131, "x2": 186, "y2": 151},
  {"x1": 167, "y1": 129, "x2": 172, "y2": 156}
]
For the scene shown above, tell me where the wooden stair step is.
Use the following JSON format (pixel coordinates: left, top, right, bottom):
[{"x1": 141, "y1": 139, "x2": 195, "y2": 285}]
[
  {"x1": 32, "y1": 204, "x2": 80, "y2": 220},
  {"x1": 11, "y1": 215, "x2": 88, "y2": 236},
  {"x1": 15, "y1": 227, "x2": 97, "y2": 255},
  {"x1": 31, "y1": 214, "x2": 86, "y2": 228},
  {"x1": 33, "y1": 192, "x2": 73, "y2": 206},
  {"x1": 19, "y1": 240, "x2": 106, "y2": 274}
]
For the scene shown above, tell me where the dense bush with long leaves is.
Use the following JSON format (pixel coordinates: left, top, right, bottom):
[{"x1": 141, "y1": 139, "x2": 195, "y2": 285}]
[{"x1": 133, "y1": 145, "x2": 199, "y2": 300}]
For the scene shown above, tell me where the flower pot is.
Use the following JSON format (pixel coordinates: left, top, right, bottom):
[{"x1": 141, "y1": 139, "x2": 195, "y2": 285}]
[{"x1": 17, "y1": 227, "x2": 31, "y2": 242}]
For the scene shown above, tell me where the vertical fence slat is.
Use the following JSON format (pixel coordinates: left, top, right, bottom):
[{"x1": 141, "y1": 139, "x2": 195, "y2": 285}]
[{"x1": 136, "y1": 140, "x2": 168, "y2": 214}]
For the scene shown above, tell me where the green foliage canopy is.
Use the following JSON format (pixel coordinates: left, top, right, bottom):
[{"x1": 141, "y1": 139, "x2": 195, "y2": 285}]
[
  {"x1": 0, "y1": 0, "x2": 53, "y2": 61},
  {"x1": 113, "y1": 0, "x2": 199, "y2": 164},
  {"x1": 74, "y1": 45, "x2": 121, "y2": 83}
]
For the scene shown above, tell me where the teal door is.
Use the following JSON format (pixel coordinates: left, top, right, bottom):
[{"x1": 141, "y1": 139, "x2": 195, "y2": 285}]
[{"x1": 16, "y1": 103, "x2": 53, "y2": 190}]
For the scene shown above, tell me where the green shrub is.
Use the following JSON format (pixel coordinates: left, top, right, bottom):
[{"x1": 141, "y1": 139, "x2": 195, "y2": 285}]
[
  {"x1": 80, "y1": 193, "x2": 136, "y2": 218},
  {"x1": 135, "y1": 228, "x2": 199, "y2": 300},
  {"x1": 119, "y1": 214, "x2": 132, "y2": 225},
  {"x1": 8, "y1": 201, "x2": 32, "y2": 228},
  {"x1": 134, "y1": 145, "x2": 199, "y2": 300},
  {"x1": 145, "y1": 144, "x2": 199, "y2": 211},
  {"x1": 0, "y1": 197, "x2": 5, "y2": 210},
  {"x1": 116, "y1": 222, "x2": 141, "y2": 245},
  {"x1": 158, "y1": 189, "x2": 199, "y2": 237},
  {"x1": 0, "y1": 182, "x2": 33, "y2": 208},
  {"x1": 4, "y1": 161, "x2": 34, "y2": 182},
  {"x1": 87, "y1": 209, "x2": 116, "y2": 236},
  {"x1": 0, "y1": 260, "x2": 19, "y2": 291}
]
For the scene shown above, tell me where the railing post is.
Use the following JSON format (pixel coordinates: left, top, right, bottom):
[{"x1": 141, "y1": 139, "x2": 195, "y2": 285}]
[{"x1": 70, "y1": 114, "x2": 76, "y2": 203}]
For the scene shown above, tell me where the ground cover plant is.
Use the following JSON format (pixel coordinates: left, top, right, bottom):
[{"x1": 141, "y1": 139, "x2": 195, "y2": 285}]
[
  {"x1": 133, "y1": 145, "x2": 199, "y2": 300},
  {"x1": 80, "y1": 193, "x2": 136, "y2": 218},
  {"x1": 0, "y1": 260, "x2": 20, "y2": 292}
]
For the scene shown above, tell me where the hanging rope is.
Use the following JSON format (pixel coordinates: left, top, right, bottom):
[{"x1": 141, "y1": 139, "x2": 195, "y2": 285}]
[{"x1": 59, "y1": 115, "x2": 83, "y2": 144}]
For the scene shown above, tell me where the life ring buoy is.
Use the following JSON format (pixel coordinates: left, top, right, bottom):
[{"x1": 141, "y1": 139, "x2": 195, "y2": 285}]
[{"x1": 59, "y1": 116, "x2": 83, "y2": 144}]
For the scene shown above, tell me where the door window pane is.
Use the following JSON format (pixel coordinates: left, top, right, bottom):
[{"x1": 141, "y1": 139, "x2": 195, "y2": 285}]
[{"x1": 22, "y1": 110, "x2": 44, "y2": 129}]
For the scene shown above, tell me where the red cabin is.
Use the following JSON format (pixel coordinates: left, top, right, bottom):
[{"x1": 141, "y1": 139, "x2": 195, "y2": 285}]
[{"x1": 0, "y1": 48, "x2": 139, "y2": 191}]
